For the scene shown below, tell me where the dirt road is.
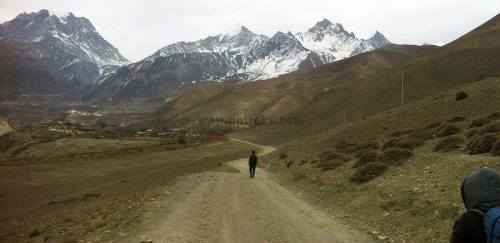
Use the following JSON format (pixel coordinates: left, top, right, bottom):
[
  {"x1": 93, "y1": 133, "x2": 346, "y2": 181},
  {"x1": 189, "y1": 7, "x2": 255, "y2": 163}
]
[{"x1": 127, "y1": 139, "x2": 371, "y2": 243}]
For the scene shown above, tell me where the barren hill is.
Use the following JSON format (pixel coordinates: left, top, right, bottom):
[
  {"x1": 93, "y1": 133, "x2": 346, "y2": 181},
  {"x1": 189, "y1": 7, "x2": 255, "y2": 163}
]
[{"x1": 152, "y1": 44, "x2": 437, "y2": 127}]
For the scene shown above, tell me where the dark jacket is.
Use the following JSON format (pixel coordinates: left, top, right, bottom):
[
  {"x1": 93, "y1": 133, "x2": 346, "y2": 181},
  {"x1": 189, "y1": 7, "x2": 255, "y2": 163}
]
[
  {"x1": 249, "y1": 154, "x2": 257, "y2": 166},
  {"x1": 450, "y1": 168, "x2": 500, "y2": 243}
]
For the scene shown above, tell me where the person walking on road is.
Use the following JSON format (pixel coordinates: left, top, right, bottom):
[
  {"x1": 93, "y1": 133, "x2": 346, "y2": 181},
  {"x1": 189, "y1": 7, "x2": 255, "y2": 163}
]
[{"x1": 249, "y1": 150, "x2": 258, "y2": 179}]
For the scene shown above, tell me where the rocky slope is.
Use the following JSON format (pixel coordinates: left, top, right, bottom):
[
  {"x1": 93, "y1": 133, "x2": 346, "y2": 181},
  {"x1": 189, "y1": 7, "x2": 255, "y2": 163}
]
[
  {"x1": 83, "y1": 19, "x2": 390, "y2": 102},
  {"x1": 0, "y1": 9, "x2": 129, "y2": 87}
]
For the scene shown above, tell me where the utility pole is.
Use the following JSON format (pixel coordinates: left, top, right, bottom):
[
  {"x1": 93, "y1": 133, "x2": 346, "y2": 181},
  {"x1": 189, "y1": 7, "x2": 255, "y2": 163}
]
[{"x1": 401, "y1": 71, "x2": 404, "y2": 105}]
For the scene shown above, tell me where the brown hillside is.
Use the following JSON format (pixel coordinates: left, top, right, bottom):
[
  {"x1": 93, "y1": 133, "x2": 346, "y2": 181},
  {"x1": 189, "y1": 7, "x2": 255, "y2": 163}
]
[
  {"x1": 153, "y1": 44, "x2": 437, "y2": 125},
  {"x1": 0, "y1": 39, "x2": 73, "y2": 101},
  {"x1": 232, "y1": 13, "x2": 500, "y2": 144}
]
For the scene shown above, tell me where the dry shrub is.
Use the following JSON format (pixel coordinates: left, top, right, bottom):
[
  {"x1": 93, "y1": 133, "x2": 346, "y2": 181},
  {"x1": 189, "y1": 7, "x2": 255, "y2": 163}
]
[
  {"x1": 425, "y1": 122, "x2": 442, "y2": 130},
  {"x1": 491, "y1": 139, "x2": 500, "y2": 156},
  {"x1": 465, "y1": 128, "x2": 480, "y2": 138},
  {"x1": 382, "y1": 137, "x2": 399, "y2": 150},
  {"x1": 286, "y1": 160, "x2": 296, "y2": 169},
  {"x1": 434, "y1": 136, "x2": 465, "y2": 152},
  {"x1": 383, "y1": 136, "x2": 424, "y2": 150},
  {"x1": 455, "y1": 91, "x2": 468, "y2": 101},
  {"x1": 318, "y1": 150, "x2": 350, "y2": 162},
  {"x1": 479, "y1": 122, "x2": 500, "y2": 135},
  {"x1": 447, "y1": 116, "x2": 466, "y2": 123},
  {"x1": 350, "y1": 162, "x2": 388, "y2": 183},
  {"x1": 377, "y1": 148, "x2": 413, "y2": 165},
  {"x1": 466, "y1": 133, "x2": 498, "y2": 154},
  {"x1": 278, "y1": 152, "x2": 287, "y2": 160},
  {"x1": 334, "y1": 138, "x2": 358, "y2": 154},
  {"x1": 468, "y1": 118, "x2": 492, "y2": 128},
  {"x1": 298, "y1": 160, "x2": 308, "y2": 166},
  {"x1": 409, "y1": 129, "x2": 435, "y2": 140},
  {"x1": 436, "y1": 124, "x2": 461, "y2": 137},
  {"x1": 391, "y1": 130, "x2": 413, "y2": 137},
  {"x1": 355, "y1": 140, "x2": 380, "y2": 150},
  {"x1": 354, "y1": 151, "x2": 378, "y2": 168},
  {"x1": 488, "y1": 112, "x2": 500, "y2": 120},
  {"x1": 317, "y1": 159, "x2": 344, "y2": 171}
]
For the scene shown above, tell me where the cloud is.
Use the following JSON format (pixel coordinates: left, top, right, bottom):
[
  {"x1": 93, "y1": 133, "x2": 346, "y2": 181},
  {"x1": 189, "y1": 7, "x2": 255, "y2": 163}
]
[{"x1": 1, "y1": 0, "x2": 498, "y2": 62}]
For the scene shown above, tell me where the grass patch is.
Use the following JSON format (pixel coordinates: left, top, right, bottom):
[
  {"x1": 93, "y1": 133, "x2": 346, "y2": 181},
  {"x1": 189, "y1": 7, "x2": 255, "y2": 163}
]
[
  {"x1": 350, "y1": 162, "x2": 388, "y2": 183},
  {"x1": 434, "y1": 136, "x2": 465, "y2": 152}
]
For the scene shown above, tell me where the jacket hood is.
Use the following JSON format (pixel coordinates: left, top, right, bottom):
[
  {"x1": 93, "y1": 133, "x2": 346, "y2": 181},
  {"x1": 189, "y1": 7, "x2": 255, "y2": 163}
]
[{"x1": 461, "y1": 168, "x2": 500, "y2": 211}]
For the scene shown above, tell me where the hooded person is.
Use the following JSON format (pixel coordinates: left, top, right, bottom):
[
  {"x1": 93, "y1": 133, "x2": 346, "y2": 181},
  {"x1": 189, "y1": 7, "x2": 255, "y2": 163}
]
[{"x1": 450, "y1": 168, "x2": 500, "y2": 243}]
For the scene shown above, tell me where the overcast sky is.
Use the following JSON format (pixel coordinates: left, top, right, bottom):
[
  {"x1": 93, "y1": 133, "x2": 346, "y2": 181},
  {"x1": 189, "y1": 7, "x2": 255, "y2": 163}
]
[{"x1": 1, "y1": 0, "x2": 498, "y2": 62}]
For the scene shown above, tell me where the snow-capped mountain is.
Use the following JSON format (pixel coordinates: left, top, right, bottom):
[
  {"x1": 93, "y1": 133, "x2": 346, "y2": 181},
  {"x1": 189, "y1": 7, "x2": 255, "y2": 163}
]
[
  {"x1": 83, "y1": 19, "x2": 390, "y2": 102},
  {"x1": 0, "y1": 9, "x2": 129, "y2": 86},
  {"x1": 295, "y1": 19, "x2": 386, "y2": 63}
]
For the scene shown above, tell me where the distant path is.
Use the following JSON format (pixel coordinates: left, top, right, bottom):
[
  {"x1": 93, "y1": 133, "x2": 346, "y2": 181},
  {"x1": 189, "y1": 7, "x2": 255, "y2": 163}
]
[{"x1": 126, "y1": 138, "x2": 371, "y2": 242}]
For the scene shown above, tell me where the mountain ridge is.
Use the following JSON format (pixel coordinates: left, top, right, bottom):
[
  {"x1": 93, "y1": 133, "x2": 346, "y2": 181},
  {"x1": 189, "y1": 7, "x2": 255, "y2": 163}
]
[{"x1": 83, "y1": 18, "x2": 390, "y2": 103}]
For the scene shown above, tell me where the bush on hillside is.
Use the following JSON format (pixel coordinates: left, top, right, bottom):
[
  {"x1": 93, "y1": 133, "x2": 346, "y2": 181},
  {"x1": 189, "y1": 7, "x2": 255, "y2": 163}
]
[
  {"x1": 447, "y1": 116, "x2": 466, "y2": 123},
  {"x1": 425, "y1": 122, "x2": 442, "y2": 130},
  {"x1": 391, "y1": 130, "x2": 413, "y2": 137},
  {"x1": 436, "y1": 124, "x2": 461, "y2": 137},
  {"x1": 177, "y1": 137, "x2": 187, "y2": 145},
  {"x1": 383, "y1": 136, "x2": 425, "y2": 150},
  {"x1": 377, "y1": 148, "x2": 413, "y2": 165},
  {"x1": 355, "y1": 140, "x2": 380, "y2": 150},
  {"x1": 334, "y1": 138, "x2": 358, "y2": 154},
  {"x1": 466, "y1": 133, "x2": 497, "y2": 154},
  {"x1": 455, "y1": 91, "x2": 468, "y2": 101},
  {"x1": 318, "y1": 150, "x2": 350, "y2": 162},
  {"x1": 354, "y1": 151, "x2": 378, "y2": 168},
  {"x1": 465, "y1": 128, "x2": 480, "y2": 138},
  {"x1": 491, "y1": 139, "x2": 500, "y2": 156},
  {"x1": 409, "y1": 129, "x2": 435, "y2": 140},
  {"x1": 488, "y1": 112, "x2": 500, "y2": 120},
  {"x1": 434, "y1": 136, "x2": 465, "y2": 152},
  {"x1": 382, "y1": 137, "x2": 400, "y2": 150},
  {"x1": 350, "y1": 162, "x2": 388, "y2": 183},
  {"x1": 286, "y1": 160, "x2": 296, "y2": 169},
  {"x1": 278, "y1": 152, "x2": 288, "y2": 160},
  {"x1": 468, "y1": 118, "x2": 492, "y2": 128},
  {"x1": 298, "y1": 160, "x2": 308, "y2": 166},
  {"x1": 317, "y1": 159, "x2": 344, "y2": 171},
  {"x1": 479, "y1": 122, "x2": 500, "y2": 135}
]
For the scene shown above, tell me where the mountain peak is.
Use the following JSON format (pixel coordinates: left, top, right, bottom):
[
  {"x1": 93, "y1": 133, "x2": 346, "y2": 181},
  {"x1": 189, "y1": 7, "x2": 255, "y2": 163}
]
[
  {"x1": 316, "y1": 18, "x2": 333, "y2": 28},
  {"x1": 219, "y1": 24, "x2": 252, "y2": 37},
  {"x1": 369, "y1": 31, "x2": 391, "y2": 48}
]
